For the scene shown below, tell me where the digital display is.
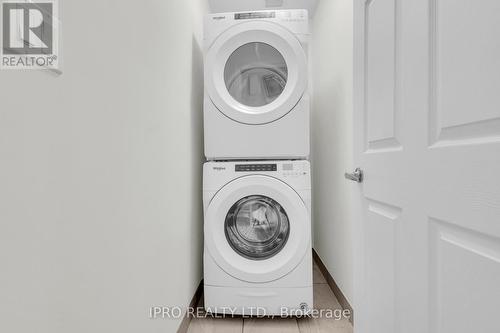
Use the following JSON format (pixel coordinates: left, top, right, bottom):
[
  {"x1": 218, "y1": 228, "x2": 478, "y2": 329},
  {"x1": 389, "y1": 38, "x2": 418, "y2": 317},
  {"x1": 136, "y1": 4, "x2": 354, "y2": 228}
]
[
  {"x1": 235, "y1": 12, "x2": 275, "y2": 20},
  {"x1": 235, "y1": 164, "x2": 277, "y2": 172}
]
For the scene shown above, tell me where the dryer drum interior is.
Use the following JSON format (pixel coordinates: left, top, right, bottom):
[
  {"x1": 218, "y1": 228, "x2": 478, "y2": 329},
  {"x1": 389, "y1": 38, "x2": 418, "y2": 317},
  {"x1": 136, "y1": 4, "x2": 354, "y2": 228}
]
[{"x1": 224, "y1": 42, "x2": 288, "y2": 107}]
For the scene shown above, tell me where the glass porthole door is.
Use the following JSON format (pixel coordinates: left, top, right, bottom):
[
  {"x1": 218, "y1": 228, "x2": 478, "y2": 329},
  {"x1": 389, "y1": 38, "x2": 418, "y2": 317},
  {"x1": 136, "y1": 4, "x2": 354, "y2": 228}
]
[
  {"x1": 204, "y1": 175, "x2": 310, "y2": 283},
  {"x1": 205, "y1": 21, "x2": 308, "y2": 125},
  {"x1": 225, "y1": 195, "x2": 290, "y2": 260},
  {"x1": 224, "y1": 43, "x2": 288, "y2": 108}
]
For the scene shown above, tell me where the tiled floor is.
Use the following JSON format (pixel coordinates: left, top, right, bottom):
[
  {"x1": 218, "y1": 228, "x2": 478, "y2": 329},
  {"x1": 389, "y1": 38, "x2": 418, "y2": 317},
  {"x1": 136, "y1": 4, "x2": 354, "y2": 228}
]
[{"x1": 187, "y1": 262, "x2": 353, "y2": 333}]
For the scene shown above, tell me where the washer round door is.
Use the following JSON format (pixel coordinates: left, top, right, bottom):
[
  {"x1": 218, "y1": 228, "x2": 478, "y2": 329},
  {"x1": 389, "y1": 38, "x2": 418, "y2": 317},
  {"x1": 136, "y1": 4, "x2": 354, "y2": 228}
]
[
  {"x1": 205, "y1": 21, "x2": 308, "y2": 125},
  {"x1": 205, "y1": 175, "x2": 310, "y2": 283}
]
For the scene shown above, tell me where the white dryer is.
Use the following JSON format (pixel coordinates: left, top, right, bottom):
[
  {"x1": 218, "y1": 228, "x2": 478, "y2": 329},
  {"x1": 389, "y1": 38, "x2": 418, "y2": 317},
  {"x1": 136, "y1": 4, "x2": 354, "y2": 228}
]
[
  {"x1": 204, "y1": 10, "x2": 310, "y2": 160},
  {"x1": 203, "y1": 160, "x2": 312, "y2": 315}
]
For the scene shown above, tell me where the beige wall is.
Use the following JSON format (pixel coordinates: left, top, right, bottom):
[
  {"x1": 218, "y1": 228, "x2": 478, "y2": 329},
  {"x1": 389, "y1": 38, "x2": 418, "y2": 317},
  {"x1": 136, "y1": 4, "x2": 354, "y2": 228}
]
[
  {"x1": 311, "y1": 0, "x2": 354, "y2": 304},
  {"x1": 0, "y1": 1, "x2": 207, "y2": 332}
]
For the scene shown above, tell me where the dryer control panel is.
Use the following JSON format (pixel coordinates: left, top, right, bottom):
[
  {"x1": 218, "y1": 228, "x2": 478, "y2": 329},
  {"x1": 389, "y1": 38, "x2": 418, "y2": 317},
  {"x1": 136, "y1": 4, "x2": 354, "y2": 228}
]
[
  {"x1": 234, "y1": 12, "x2": 276, "y2": 20},
  {"x1": 204, "y1": 9, "x2": 309, "y2": 48}
]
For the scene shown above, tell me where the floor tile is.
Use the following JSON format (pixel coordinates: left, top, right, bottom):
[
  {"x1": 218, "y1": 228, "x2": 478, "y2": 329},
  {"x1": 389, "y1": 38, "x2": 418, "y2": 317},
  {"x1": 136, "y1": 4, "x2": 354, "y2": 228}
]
[
  {"x1": 243, "y1": 317, "x2": 300, "y2": 333},
  {"x1": 187, "y1": 317, "x2": 243, "y2": 333},
  {"x1": 297, "y1": 317, "x2": 353, "y2": 333}
]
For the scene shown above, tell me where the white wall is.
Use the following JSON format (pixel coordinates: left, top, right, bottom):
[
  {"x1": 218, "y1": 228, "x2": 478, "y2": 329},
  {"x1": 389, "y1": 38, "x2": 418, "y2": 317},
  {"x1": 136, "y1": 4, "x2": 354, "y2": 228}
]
[
  {"x1": 311, "y1": 0, "x2": 354, "y2": 304},
  {"x1": 0, "y1": 1, "x2": 207, "y2": 332}
]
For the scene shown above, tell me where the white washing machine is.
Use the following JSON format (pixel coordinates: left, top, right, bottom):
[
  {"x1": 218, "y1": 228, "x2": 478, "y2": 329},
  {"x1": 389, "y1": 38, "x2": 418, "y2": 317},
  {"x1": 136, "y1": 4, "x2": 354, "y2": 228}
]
[
  {"x1": 204, "y1": 10, "x2": 310, "y2": 160},
  {"x1": 203, "y1": 160, "x2": 312, "y2": 315}
]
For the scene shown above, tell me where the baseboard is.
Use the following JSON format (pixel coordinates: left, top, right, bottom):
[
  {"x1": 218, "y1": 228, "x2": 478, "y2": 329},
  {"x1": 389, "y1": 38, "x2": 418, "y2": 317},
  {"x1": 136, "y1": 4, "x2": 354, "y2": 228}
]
[
  {"x1": 176, "y1": 279, "x2": 204, "y2": 333},
  {"x1": 312, "y1": 249, "x2": 354, "y2": 324}
]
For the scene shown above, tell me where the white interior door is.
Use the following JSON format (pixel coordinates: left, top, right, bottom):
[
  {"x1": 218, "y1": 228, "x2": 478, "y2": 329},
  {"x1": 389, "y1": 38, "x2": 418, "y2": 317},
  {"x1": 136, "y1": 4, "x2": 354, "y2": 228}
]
[{"x1": 352, "y1": 1, "x2": 500, "y2": 333}]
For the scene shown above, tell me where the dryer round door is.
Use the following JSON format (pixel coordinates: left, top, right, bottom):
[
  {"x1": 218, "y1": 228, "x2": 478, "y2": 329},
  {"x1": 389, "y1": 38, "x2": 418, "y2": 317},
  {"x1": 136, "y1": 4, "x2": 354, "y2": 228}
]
[
  {"x1": 205, "y1": 175, "x2": 310, "y2": 283},
  {"x1": 205, "y1": 21, "x2": 307, "y2": 125}
]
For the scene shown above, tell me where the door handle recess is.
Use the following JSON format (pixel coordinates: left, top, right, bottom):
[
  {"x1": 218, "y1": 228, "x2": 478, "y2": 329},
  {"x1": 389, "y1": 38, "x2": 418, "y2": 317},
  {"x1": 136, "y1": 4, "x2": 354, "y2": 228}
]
[{"x1": 345, "y1": 168, "x2": 363, "y2": 183}]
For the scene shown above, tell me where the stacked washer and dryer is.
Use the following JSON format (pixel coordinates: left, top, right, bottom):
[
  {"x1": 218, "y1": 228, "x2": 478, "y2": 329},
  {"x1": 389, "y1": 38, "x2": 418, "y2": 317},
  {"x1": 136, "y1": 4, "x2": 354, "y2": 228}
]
[{"x1": 203, "y1": 10, "x2": 312, "y2": 316}]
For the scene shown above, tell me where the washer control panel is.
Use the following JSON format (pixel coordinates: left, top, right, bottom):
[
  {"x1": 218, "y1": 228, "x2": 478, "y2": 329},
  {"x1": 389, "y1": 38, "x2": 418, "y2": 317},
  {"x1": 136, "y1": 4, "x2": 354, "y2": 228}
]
[
  {"x1": 204, "y1": 161, "x2": 310, "y2": 191},
  {"x1": 233, "y1": 162, "x2": 307, "y2": 177},
  {"x1": 282, "y1": 162, "x2": 307, "y2": 177},
  {"x1": 235, "y1": 163, "x2": 277, "y2": 172}
]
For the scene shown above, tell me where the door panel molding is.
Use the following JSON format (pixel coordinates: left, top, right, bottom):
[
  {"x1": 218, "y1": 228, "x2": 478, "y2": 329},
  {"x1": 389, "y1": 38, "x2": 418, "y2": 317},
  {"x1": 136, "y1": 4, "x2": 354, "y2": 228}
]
[
  {"x1": 429, "y1": 217, "x2": 500, "y2": 332},
  {"x1": 364, "y1": 0, "x2": 402, "y2": 153},
  {"x1": 428, "y1": 0, "x2": 500, "y2": 147},
  {"x1": 364, "y1": 197, "x2": 402, "y2": 333},
  {"x1": 367, "y1": 198, "x2": 402, "y2": 220}
]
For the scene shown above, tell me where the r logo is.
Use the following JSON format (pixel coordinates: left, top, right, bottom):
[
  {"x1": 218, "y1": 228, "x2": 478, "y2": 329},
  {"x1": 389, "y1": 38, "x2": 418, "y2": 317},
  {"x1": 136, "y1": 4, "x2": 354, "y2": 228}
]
[{"x1": 2, "y1": 2, "x2": 53, "y2": 55}]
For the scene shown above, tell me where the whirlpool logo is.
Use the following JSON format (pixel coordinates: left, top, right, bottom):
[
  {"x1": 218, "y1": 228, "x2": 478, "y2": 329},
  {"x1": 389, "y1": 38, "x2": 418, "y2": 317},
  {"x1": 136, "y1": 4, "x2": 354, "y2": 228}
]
[{"x1": 1, "y1": 0, "x2": 59, "y2": 70}]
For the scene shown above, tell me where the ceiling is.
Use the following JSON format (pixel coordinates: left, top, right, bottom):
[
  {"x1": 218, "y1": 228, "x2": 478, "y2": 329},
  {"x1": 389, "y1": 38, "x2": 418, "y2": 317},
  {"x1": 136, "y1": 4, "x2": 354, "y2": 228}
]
[{"x1": 208, "y1": 0, "x2": 319, "y2": 18}]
